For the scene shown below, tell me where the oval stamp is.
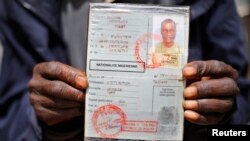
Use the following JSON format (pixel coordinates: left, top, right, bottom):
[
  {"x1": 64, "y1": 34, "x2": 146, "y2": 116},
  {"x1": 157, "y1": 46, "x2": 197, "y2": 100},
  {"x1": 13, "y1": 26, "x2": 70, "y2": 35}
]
[{"x1": 92, "y1": 104, "x2": 126, "y2": 138}]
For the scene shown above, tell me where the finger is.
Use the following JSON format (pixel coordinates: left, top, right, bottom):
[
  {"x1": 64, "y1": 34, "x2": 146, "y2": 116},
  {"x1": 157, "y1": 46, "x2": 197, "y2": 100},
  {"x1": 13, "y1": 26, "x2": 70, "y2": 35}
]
[
  {"x1": 28, "y1": 76, "x2": 85, "y2": 102},
  {"x1": 184, "y1": 78, "x2": 239, "y2": 99},
  {"x1": 183, "y1": 98, "x2": 234, "y2": 113},
  {"x1": 34, "y1": 61, "x2": 88, "y2": 89},
  {"x1": 183, "y1": 60, "x2": 238, "y2": 80},
  {"x1": 184, "y1": 110, "x2": 224, "y2": 125},
  {"x1": 201, "y1": 76, "x2": 211, "y2": 81},
  {"x1": 35, "y1": 106, "x2": 84, "y2": 125},
  {"x1": 30, "y1": 93, "x2": 84, "y2": 109}
]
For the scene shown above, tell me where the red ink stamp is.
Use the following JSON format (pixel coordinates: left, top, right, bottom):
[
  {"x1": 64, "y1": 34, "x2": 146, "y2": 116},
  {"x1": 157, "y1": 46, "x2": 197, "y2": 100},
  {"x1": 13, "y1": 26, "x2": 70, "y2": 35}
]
[
  {"x1": 134, "y1": 33, "x2": 161, "y2": 69},
  {"x1": 92, "y1": 104, "x2": 126, "y2": 138},
  {"x1": 122, "y1": 120, "x2": 158, "y2": 133}
]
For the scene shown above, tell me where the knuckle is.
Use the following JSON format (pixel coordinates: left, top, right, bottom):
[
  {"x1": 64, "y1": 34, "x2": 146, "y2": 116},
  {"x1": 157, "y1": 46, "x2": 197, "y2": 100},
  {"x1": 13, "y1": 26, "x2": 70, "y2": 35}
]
[
  {"x1": 224, "y1": 99, "x2": 233, "y2": 108},
  {"x1": 53, "y1": 62, "x2": 75, "y2": 82},
  {"x1": 193, "y1": 82, "x2": 207, "y2": 98},
  {"x1": 34, "y1": 62, "x2": 48, "y2": 74},
  {"x1": 225, "y1": 78, "x2": 239, "y2": 96},
  {"x1": 29, "y1": 94, "x2": 37, "y2": 106},
  {"x1": 64, "y1": 69, "x2": 78, "y2": 85},
  {"x1": 235, "y1": 86, "x2": 240, "y2": 96},
  {"x1": 218, "y1": 99, "x2": 233, "y2": 113},
  {"x1": 44, "y1": 61, "x2": 63, "y2": 76},
  {"x1": 47, "y1": 61, "x2": 59, "y2": 73},
  {"x1": 47, "y1": 80, "x2": 62, "y2": 95},
  {"x1": 225, "y1": 65, "x2": 238, "y2": 80},
  {"x1": 33, "y1": 63, "x2": 41, "y2": 73},
  {"x1": 231, "y1": 68, "x2": 239, "y2": 80},
  {"x1": 212, "y1": 60, "x2": 224, "y2": 74},
  {"x1": 217, "y1": 61, "x2": 238, "y2": 80},
  {"x1": 51, "y1": 81, "x2": 76, "y2": 100},
  {"x1": 57, "y1": 83, "x2": 67, "y2": 95},
  {"x1": 27, "y1": 79, "x2": 35, "y2": 90},
  {"x1": 75, "y1": 90, "x2": 85, "y2": 102}
]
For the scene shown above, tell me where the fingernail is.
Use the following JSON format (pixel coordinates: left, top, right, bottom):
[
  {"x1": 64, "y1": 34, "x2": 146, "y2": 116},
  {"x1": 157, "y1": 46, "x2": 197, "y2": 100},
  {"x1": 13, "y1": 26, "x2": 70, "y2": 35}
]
[
  {"x1": 184, "y1": 86, "x2": 197, "y2": 98},
  {"x1": 184, "y1": 110, "x2": 199, "y2": 121},
  {"x1": 76, "y1": 76, "x2": 88, "y2": 89},
  {"x1": 183, "y1": 66, "x2": 196, "y2": 76},
  {"x1": 183, "y1": 100, "x2": 198, "y2": 110}
]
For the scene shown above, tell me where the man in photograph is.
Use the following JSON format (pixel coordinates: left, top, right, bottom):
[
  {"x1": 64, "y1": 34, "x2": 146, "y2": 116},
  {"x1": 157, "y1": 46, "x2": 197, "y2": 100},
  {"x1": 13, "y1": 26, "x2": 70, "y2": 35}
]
[{"x1": 151, "y1": 18, "x2": 182, "y2": 67}]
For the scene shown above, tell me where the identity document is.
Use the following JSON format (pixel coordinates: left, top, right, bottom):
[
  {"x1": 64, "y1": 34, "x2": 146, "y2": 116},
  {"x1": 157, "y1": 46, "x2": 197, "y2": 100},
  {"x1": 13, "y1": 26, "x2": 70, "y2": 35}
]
[{"x1": 85, "y1": 3, "x2": 190, "y2": 141}]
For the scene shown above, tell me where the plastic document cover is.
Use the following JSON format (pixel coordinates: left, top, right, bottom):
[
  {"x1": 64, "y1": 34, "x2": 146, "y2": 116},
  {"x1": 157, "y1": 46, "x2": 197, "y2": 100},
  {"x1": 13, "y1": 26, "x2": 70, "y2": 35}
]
[{"x1": 85, "y1": 3, "x2": 190, "y2": 141}]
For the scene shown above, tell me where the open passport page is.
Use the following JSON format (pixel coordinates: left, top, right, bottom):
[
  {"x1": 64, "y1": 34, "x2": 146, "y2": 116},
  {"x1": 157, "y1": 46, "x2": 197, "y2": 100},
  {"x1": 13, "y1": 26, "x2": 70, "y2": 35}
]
[{"x1": 85, "y1": 3, "x2": 190, "y2": 141}]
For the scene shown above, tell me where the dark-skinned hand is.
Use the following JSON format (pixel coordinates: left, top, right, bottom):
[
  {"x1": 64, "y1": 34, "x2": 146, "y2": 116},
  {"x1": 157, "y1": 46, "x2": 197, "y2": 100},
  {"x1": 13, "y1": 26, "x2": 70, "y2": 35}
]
[
  {"x1": 28, "y1": 61, "x2": 88, "y2": 126},
  {"x1": 28, "y1": 60, "x2": 238, "y2": 126},
  {"x1": 182, "y1": 60, "x2": 239, "y2": 125}
]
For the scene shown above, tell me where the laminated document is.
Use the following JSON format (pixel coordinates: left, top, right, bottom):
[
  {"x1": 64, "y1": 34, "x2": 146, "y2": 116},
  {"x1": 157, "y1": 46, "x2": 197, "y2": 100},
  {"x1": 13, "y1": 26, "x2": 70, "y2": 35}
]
[{"x1": 85, "y1": 3, "x2": 190, "y2": 141}]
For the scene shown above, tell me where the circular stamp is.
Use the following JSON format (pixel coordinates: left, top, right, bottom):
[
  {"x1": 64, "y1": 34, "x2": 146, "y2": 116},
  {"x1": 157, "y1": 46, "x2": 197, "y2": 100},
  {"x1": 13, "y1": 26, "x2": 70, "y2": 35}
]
[
  {"x1": 92, "y1": 104, "x2": 126, "y2": 138},
  {"x1": 134, "y1": 33, "x2": 161, "y2": 69}
]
